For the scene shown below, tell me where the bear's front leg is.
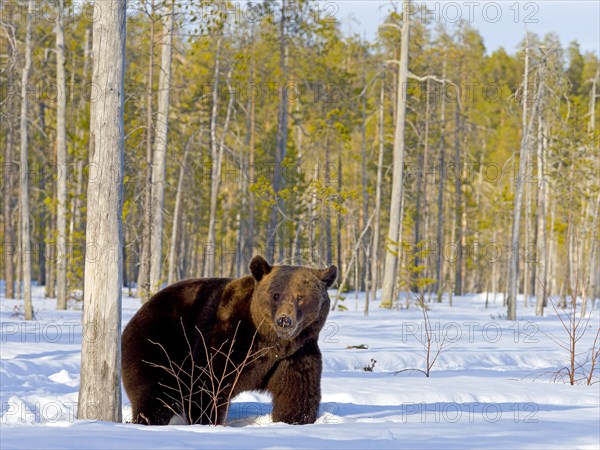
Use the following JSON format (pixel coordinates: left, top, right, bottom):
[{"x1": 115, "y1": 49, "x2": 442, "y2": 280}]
[{"x1": 267, "y1": 340, "x2": 322, "y2": 424}]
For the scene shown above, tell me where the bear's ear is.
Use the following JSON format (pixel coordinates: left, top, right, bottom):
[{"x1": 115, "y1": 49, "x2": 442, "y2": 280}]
[
  {"x1": 318, "y1": 265, "x2": 338, "y2": 288},
  {"x1": 249, "y1": 255, "x2": 272, "y2": 281}
]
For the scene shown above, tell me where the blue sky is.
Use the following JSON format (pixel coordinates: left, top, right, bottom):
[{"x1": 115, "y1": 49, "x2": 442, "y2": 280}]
[{"x1": 331, "y1": 0, "x2": 599, "y2": 55}]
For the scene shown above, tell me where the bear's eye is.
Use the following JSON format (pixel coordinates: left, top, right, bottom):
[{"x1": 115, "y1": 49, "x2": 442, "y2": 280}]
[
  {"x1": 297, "y1": 294, "x2": 304, "y2": 303},
  {"x1": 273, "y1": 293, "x2": 280, "y2": 302}
]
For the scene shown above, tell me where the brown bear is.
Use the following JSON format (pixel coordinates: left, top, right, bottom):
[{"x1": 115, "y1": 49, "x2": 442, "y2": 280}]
[{"x1": 121, "y1": 255, "x2": 337, "y2": 426}]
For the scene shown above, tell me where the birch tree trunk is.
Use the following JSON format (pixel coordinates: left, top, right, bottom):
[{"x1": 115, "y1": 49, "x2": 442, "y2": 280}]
[
  {"x1": 248, "y1": 25, "x2": 256, "y2": 253},
  {"x1": 435, "y1": 60, "x2": 447, "y2": 302},
  {"x1": 80, "y1": 27, "x2": 91, "y2": 109},
  {"x1": 381, "y1": 0, "x2": 411, "y2": 308},
  {"x1": 589, "y1": 68, "x2": 598, "y2": 134},
  {"x1": 206, "y1": 69, "x2": 234, "y2": 277},
  {"x1": 360, "y1": 60, "x2": 370, "y2": 294},
  {"x1": 266, "y1": 0, "x2": 289, "y2": 262},
  {"x1": 56, "y1": 0, "x2": 68, "y2": 309},
  {"x1": 413, "y1": 78, "x2": 430, "y2": 292},
  {"x1": 77, "y1": 0, "x2": 126, "y2": 423},
  {"x1": 16, "y1": 209, "x2": 22, "y2": 300},
  {"x1": 19, "y1": 0, "x2": 34, "y2": 320},
  {"x1": 204, "y1": 38, "x2": 222, "y2": 277},
  {"x1": 70, "y1": 27, "x2": 91, "y2": 246},
  {"x1": 548, "y1": 200, "x2": 556, "y2": 297},
  {"x1": 324, "y1": 131, "x2": 332, "y2": 266},
  {"x1": 474, "y1": 153, "x2": 484, "y2": 293},
  {"x1": 332, "y1": 211, "x2": 376, "y2": 311},
  {"x1": 506, "y1": 37, "x2": 530, "y2": 319},
  {"x1": 337, "y1": 148, "x2": 343, "y2": 271},
  {"x1": 150, "y1": 0, "x2": 174, "y2": 292},
  {"x1": 583, "y1": 193, "x2": 600, "y2": 315},
  {"x1": 370, "y1": 76, "x2": 386, "y2": 300},
  {"x1": 4, "y1": 71, "x2": 16, "y2": 299},
  {"x1": 523, "y1": 157, "x2": 531, "y2": 307},
  {"x1": 167, "y1": 137, "x2": 190, "y2": 284},
  {"x1": 508, "y1": 36, "x2": 542, "y2": 320},
  {"x1": 585, "y1": 70, "x2": 599, "y2": 307},
  {"x1": 459, "y1": 146, "x2": 468, "y2": 292},
  {"x1": 39, "y1": 164, "x2": 48, "y2": 292},
  {"x1": 138, "y1": 0, "x2": 155, "y2": 301},
  {"x1": 393, "y1": 177, "x2": 407, "y2": 308},
  {"x1": 581, "y1": 66, "x2": 600, "y2": 315},
  {"x1": 534, "y1": 114, "x2": 547, "y2": 316},
  {"x1": 453, "y1": 106, "x2": 463, "y2": 296},
  {"x1": 204, "y1": 47, "x2": 222, "y2": 276},
  {"x1": 564, "y1": 186, "x2": 574, "y2": 307}
]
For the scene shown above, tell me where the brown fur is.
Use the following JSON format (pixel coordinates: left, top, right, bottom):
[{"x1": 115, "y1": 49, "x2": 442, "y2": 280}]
[{"x1": 121, "y1": 256, "x2": 337, "y2": 425}]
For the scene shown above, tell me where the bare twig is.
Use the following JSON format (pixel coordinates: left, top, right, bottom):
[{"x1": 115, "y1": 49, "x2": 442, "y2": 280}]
[{"x1": 144, "y1": 318, "x2": 269, "y2": 425}]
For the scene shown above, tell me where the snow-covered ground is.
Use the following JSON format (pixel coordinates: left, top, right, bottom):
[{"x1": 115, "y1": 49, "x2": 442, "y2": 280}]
[{"x1": 1, "y1": 286, "x2": 599, "y2": 449}]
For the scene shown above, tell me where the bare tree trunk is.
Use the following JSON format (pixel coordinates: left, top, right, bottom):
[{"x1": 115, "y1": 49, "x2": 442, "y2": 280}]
[
  {"x1": 239, "y1": 31, "x2": 257, "y2": 273},
  {"x1": 371, "y1": 76, "x2": 386, "y2": 300},
  {"x1": 248, "y1": 25, "x2": 256, "y2": 252},
  {"x1": 587, "y1": 67, "x2": 598, "y2": 134},
  {"x1": 45, "y1": 210, "x2": 55, "y2": 298},
  {"x1": 332, "y1": 211, "x2": 375, "y2": 311},
  {"x1": 167, "y1": 138, "x2": 190, "y2": 284},
  {"x1": 534, "y1": 114, "x2": 547, "y2": 316},
  {"x1": 507, "y1": 36, "x2": 539, "y2": 320},
  {"x1": 16, "y1": 210, "x2": 22, "y2": 300},
  {"x1": 70, "y1": 28, "x2": 90, "y2": 251},
  {"x1": 324, "y1": 132, "x2": 332, "y2": 266},
  {"x1": 308, "y1": 164, "x2": 318, "y2": 264},
  {"x1": 523, "y1": 158, "x2": 531, "y2": 308},
  {"x1": 453, "y1": 106, "x2": 463, "y2": 296},
  {"x1": 216, "y1": 74, "x2": 235, "y2": 273},
  {"x1": 435, "y1": 60, "x2": 447, "y2": 302},
  {"x1": 337, "y1": 149, "x2": 344, "y2": 271},
  {"x1": 4, "y1": 77, "x2": 16, "y2": 299},
  {"x1": 80, "y1": 26, "x2": 91, "y2": 108},
  {"x1": 236, "y1": 169, "x2": 245, "y2": 276},
  {"x1": 585, "y1": 69, "x2": 599, "y2": 309},
  {"x1": 492, "y1": 229, "x2": 498, "y2": 302},
  {"x1": 39, "y1": 157, "x2": 48, "y2": 291},
  {"x1": 207, "y1": 69, "x2": 234, "y2": 277},
  {"x1": 460, "y1": 155, "x2": 467, "y2": 293},
  {"x1": 2, "y1": 23, "x2": 18, "y2": 299},
  {"x1": 266, "y1": 0, "x2": 289, "y2": 262},
  {"x1": 583, "y1": 193, "x2": 600, "y2": 315},
  {"x1": 474, "y1": 152, "x2": 484, "y2": 293},
  {"x1": 150, "y1": 0, "x2": 174, "y2": 292},
  {"x1": 19, "y1": 0, "x2": 34, "y2": 320},
  {"x1": 78, "y1": 0, "x2": 125, "y2": 422},
  {"x1": 364, "y1": 240, "x2": 371, "y2": 315},
  {"x1": 291, "y1": 102, "x2": 303, "y2": 265},
  {"x1": 548, "y1": 199, "x2": 556, "y2": 297},
  {"x1": 392, "y1": 179, "x2": 407, "y2": 308},
  {"x1": 360, "y1": 59, "x2": 370, "y2": 293},
  {"x1": 204, "y1": 39, "x2": 222, "y2": 277},
  {"x1": 56, "y1": 0, "x2": 68, "y2": 309},
  {"x1": 413, "y1": 78, "x2": 430, "y2": 292},
  {"x1": 563, "y1": 165, "x2": 576, "y2": 307},
  {"x1": 381, "y1": 0, "x2": 411, "y2": 308},
  {"x1": 449, "y1": 190, "x2": 457, "y2": 307},
  {"x1": 70, "y1": 160, "x2": 83, "y2": 242},
  {"x1": 138, "y1": 0, "x2": 155, "y2": 301}
]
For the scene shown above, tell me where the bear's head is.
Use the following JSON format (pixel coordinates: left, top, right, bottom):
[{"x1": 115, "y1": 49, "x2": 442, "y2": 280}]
[{"x1": 248, "y1": 255, "x2": 337, "y2": 341}]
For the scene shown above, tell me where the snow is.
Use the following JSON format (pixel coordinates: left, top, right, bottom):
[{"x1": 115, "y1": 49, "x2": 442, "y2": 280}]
[{"x1": 1, "y1": 286, "x2": 599, "y2": 449}]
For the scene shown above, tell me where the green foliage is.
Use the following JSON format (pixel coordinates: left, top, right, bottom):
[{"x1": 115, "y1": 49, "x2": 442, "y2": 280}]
[{"x1": 1, "y1": 1, "x2": 596, "y2": 301}]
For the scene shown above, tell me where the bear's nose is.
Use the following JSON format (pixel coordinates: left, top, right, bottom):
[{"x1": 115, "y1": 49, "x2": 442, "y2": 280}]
[{"x1": 276, "y1": 315, "x2": 293, "y2": 328}]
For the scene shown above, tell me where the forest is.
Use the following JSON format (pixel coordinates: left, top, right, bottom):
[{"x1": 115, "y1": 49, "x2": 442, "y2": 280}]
[
  {"x1": 1, "y1": 0, "x2": 599, "y2": 321},
  {"x1": 0, "y1": 0, "x2": 599, "y2": 441}
]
